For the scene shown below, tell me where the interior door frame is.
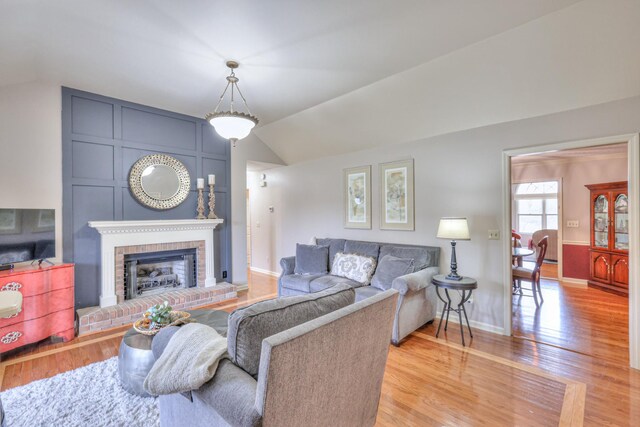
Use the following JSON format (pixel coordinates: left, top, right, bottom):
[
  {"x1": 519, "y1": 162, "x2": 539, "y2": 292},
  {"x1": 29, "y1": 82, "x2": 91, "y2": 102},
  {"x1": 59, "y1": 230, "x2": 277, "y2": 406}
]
[{"x1": 501, "y1": 133, "x2": 640, "y2": 369}]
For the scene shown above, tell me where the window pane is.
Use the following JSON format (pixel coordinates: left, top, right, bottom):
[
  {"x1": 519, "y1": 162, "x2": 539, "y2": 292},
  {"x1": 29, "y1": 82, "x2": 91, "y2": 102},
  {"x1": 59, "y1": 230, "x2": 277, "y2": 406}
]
[
  {"x1": 516, "y1": 182, "x2": 543, "y2": 194},
  {"x1": 546, "y1": 215, "x2": 558, "y2": 229},
  {"x1": 518, "y1": 199, "x2": 543, "y2": 214},
  {"x1": 516, "y1": 181, "x2": 558, "y2": 195},
  {"x1": 546, "y1": 199, "x2": 558, "y2": 214},
  {"x1": 519, "y1": 215, "x2": 542, "y2": 233},
  {"x1": 543, "y1": 181, "x2": 558, "y2": 193}
]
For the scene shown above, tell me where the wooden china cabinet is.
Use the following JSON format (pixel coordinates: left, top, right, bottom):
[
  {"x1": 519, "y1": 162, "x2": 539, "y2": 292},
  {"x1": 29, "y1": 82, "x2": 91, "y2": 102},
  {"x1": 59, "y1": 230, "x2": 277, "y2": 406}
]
[{"x1": 585, "y1": 181, "x2": 628, "y2": 295}]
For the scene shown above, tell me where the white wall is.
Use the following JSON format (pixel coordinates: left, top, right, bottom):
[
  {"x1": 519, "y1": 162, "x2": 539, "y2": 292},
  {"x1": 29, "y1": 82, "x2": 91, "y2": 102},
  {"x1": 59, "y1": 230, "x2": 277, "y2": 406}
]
[
  {"x1": 230, "y1": 134, "x2": 284, "y2": 285},
  {"x1": 249, "y1": 95, "x2": 640, "y2": 331},
  {"x1": 512, "y1": 155, "x2": 628, "y2": 244},
  {"x1": 0, "y1": 81, "x2": 62, "y2": 263},
  {"x1": 246, "y1": 171, "x2": 279, "y2": 272}
]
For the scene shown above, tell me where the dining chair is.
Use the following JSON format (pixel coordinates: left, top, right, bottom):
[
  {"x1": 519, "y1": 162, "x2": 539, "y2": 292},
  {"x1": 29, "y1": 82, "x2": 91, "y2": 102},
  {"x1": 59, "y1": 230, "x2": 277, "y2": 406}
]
[
  {"x1": 512, "y1": 236, "x2": 548, "y2": 306},
  {"x1": 512, "y1": 231, "x2": 522, "y2": 267}
]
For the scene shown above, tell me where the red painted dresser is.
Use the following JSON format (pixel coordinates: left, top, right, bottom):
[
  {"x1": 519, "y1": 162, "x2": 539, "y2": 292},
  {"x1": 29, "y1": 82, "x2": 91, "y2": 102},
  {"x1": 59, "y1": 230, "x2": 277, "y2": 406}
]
[{"x1": 0, "y1": 264, "x2": 75, "y2": 353}]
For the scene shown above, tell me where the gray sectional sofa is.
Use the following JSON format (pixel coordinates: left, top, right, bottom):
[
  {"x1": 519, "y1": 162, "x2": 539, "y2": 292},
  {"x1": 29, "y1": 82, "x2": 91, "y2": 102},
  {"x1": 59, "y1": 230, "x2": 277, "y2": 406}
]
[
  {"x1": 154, "y1": 284, "x2": 399, "y2": 427},
  {"x1": 279, "y1": 238, "x2": 440, "y2": 345}
]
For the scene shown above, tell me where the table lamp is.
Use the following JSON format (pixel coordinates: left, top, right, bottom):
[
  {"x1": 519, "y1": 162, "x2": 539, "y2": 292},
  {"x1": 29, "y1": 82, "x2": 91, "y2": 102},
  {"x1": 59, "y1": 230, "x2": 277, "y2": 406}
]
[{"x1": 437, "y1": 217, "x2": 470, "y2": 281}]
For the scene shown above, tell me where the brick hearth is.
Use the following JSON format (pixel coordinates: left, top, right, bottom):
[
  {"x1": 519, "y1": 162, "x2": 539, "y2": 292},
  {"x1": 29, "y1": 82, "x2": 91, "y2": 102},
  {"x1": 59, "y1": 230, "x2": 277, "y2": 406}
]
[{"x1": 77, "y1": 283, "x2": 236, "y2": 334}]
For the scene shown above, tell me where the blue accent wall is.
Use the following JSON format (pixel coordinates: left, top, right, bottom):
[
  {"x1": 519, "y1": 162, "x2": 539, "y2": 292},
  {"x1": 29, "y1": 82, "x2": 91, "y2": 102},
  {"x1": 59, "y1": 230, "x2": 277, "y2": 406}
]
[{"x1": 62, "y1": 88, "x2": 232, "y2": 308}]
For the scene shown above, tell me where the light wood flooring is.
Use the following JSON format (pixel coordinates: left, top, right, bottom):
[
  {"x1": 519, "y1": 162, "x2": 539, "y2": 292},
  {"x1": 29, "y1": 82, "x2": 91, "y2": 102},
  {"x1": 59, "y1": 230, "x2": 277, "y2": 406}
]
[
  {"x1": 2, "y1": 271, "x2": 640, "y2": 426},
  {"x1": 513, "y1": 275, "x2": 628, "y2": 365}
]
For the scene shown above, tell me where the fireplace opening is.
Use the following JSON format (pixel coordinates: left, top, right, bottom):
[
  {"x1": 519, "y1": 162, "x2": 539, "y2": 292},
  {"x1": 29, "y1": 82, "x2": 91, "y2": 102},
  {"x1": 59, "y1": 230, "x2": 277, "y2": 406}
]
[{"x1": 124, "y1": 248, "x2": 197, "y2": 300}]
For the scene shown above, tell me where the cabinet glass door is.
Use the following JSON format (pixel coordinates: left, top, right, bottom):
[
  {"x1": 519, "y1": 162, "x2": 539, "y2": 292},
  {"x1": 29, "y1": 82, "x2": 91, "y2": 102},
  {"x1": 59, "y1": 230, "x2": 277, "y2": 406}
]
[
  {"x1": 614, "y1": 193, "x2": 629, "y2": 250},
  {"x1": 594, "y1": 194, "x2": 609, "y2": 248}
]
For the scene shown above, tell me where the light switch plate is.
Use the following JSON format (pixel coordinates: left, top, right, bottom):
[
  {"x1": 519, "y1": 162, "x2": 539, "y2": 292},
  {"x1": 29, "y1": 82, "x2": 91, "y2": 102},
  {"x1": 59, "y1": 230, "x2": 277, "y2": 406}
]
[
  {"x1": 567, "y1": 220, "x2": 579, "y2": 228},
  {"x1": 488, "y1": 229, "x2": 500, "y2": 240}
]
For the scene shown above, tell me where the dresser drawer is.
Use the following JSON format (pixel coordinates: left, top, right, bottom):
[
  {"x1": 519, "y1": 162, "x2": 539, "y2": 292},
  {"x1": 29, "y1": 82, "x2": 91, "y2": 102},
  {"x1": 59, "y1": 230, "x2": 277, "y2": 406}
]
[
  {"x1": 0, "y1": 265, "x2": 74, "y2": 297},
  {"x1": 0, "y1": 308, "x2": 75, "y2": 353},
  {"x1": 0, "y1": 287, "x2": 74, "y2": 328}
]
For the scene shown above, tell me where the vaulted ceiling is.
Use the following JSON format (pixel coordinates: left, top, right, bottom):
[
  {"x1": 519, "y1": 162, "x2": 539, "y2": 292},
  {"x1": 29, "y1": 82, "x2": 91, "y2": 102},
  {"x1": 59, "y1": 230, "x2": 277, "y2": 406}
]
[{"x1": 3, "y1": 0, "x2": 639, "y2": 164}]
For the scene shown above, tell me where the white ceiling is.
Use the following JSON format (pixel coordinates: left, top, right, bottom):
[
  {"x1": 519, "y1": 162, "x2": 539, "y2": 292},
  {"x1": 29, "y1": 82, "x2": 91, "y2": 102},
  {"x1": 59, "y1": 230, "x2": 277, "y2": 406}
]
[
  {"x1": 256, "y1": 0, "x2": 640, "y2": 164},
  {"x1": 512, "y1": 142, "x2": 628, "y2": 165},
  {"x1": 1, "y1": 0, "x2": 583, "y2": 159}
]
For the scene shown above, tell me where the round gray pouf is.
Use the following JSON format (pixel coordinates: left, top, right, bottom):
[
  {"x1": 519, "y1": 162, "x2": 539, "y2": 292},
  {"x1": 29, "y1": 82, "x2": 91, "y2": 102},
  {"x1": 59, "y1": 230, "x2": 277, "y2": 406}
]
[{"x1": 118, "y1": 330, "x2": 156, "y2": 397}]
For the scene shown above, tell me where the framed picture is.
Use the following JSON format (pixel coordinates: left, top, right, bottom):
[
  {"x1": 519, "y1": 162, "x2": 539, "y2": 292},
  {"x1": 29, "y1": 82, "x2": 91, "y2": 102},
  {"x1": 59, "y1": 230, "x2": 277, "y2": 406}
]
[
  {"x1": 0, "y1": 209, "x2": 21, "y2": 235},
  {"x1": 344, "y1": 165, "x2": 371, "y2": 229},
  {"x1": 380, "y1": 159, "x2": 414, "y2": 230}
]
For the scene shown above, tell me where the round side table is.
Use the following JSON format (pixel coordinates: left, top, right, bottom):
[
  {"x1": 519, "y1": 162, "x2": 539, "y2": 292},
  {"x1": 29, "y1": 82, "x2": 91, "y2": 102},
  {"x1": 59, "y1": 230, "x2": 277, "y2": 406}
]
[
  {"x1": 118, "y1": 309, "x2": 229, "y2": 397},
  {"x1": 431, "y1": 274, "x2": 477, "y2": 347}
]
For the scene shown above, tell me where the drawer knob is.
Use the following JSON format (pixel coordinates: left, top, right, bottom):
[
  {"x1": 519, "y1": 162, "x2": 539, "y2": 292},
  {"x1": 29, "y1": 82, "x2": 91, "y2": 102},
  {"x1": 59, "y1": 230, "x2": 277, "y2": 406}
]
[
  {"x1": 1, "y1": 331, "x2": 22, "y2": 344},
  {"x1": 1, "y1": 282, "x2": 22, "y2": 292}
]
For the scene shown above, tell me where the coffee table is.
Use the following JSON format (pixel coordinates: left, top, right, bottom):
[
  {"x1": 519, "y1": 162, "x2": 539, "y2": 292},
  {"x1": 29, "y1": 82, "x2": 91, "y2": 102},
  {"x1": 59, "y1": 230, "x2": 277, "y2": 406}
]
[{"x1": 118, "y1": 309, "x2": 229, "y2": 397}]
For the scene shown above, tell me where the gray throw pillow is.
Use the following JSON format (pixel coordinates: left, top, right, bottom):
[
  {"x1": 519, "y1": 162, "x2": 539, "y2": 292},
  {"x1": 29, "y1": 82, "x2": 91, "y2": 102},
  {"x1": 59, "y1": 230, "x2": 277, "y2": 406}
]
[
  {"x1": 316, "y1": 238, "x2": 346, "y2": 265},
  {"x1": 344, "y1": 240, "x2": 380, "y2": 259},
  {"x1": 371, "y1": 255, "x2": 414, "y2": 290},
  {"x1": 227, "y1": 284, "x2": 355, "y2": 377},
  {"x1": 294, "y1": 244, "x2": 329, "y2": 275}
]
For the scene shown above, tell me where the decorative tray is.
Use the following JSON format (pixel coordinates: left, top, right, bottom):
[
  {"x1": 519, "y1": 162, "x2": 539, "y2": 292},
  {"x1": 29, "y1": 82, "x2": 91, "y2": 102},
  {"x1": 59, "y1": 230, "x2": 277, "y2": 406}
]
[{"x1": 133, "y1": 310, "x2": 191, "y2": 336}]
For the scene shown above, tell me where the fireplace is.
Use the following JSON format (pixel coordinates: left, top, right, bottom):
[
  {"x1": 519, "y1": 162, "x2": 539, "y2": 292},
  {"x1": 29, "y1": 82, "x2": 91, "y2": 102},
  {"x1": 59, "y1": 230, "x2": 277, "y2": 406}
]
[{"x1": 124, "y1": 248, "x2": 197, "y2": 300}]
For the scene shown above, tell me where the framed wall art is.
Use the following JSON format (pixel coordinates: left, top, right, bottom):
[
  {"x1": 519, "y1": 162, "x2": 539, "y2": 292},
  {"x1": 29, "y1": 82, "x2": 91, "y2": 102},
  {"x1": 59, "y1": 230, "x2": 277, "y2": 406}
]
[
  {"x1": 344, "y1": 165, "x2": 371, "y2": 229},
  {"x1": 380, "y1": 159, "x2": 414, "y2": 230}
]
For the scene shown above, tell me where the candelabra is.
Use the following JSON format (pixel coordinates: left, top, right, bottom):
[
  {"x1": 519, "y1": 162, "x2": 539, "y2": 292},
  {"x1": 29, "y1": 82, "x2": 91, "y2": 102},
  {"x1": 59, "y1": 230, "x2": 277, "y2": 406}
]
[
  {"x1": 208, "y1": 184, "x2": 218, "y2": 219},
  {"x1": 196, "y1": 188, "x2": 206, "y2": 219}
]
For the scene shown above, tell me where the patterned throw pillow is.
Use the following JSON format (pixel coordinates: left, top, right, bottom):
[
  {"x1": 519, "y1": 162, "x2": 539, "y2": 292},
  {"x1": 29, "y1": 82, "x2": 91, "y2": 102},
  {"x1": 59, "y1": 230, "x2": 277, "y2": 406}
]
[{"x1": 331, "y1": 251, "x2": 377, "y2": 285}]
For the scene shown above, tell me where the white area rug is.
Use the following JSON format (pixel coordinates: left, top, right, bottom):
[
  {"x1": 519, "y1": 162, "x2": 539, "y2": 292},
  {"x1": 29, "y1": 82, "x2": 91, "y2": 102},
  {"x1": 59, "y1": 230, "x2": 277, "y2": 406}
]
[{"x1": 1, "y1": 357, "x2": 159, "y2": 427}]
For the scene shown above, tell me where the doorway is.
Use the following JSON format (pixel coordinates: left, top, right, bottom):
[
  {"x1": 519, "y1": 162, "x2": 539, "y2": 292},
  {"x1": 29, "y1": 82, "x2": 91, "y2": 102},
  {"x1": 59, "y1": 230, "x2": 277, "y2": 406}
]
[{"x1": 502, "y1": 134, "x2": 640, "y2": 369}]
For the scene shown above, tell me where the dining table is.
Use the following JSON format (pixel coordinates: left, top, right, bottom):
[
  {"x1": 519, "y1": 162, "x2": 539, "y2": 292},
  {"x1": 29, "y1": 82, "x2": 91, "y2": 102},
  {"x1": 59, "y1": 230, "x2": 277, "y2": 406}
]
[{"x1": 512, "y1": 247, "x2": 535, "y2": 267}]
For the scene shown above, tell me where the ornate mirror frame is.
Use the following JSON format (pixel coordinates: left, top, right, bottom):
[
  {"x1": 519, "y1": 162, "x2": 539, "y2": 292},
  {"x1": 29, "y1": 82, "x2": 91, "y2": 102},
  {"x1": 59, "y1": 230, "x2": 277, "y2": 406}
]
[{"x1": 128, "y1": 154, "x2": 191, "y2": 210}]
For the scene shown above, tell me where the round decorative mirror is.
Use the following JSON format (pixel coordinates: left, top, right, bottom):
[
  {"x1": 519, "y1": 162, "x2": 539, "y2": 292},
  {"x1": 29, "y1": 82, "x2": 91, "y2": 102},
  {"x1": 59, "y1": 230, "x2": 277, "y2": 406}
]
[{"x1": 129, "y1": 154, "x2": 191, "y2": 210}]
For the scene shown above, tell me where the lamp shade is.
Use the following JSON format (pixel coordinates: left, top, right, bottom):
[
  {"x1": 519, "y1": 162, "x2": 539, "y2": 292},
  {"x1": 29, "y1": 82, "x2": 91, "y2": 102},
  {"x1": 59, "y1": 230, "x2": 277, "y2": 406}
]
[
  {"x1": 437, "y1": 217, "x2": 470, "y2": 240},
  {"x1": 208, "y1": 113, "x2": 257, "y2": 141}
]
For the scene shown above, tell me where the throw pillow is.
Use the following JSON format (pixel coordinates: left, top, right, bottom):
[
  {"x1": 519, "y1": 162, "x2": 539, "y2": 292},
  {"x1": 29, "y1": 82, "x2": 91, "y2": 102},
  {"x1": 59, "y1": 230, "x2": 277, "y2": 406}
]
[
  {"x1": 294, "y1": 244, "x2": 329, "y2": 275},
  {"x1": 316, "y1": 238, "x2": 346, "y2": 265},
  {"x1": 371, "y1": 254, "x2": 414, "y2": 290},
  {"x1": 331, "y1": 251, "x2": 377, "y2": 285}
]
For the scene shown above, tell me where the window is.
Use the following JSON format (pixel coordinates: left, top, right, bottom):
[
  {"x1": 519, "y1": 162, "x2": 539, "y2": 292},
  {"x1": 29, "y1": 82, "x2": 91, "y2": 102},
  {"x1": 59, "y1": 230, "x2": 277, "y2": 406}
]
[{"x1": 514, "y1": 181, "x2": 558, "y2": 233}]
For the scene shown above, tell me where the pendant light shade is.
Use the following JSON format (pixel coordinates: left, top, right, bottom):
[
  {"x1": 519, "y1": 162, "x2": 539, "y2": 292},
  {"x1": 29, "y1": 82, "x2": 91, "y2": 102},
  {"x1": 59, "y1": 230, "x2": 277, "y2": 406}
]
[
  {"x1": 207, "y1": 113, "x2": 257, "y2": 141},
  {"x1": 205, "y1": 61, "x2": 259, "y2": 145}
]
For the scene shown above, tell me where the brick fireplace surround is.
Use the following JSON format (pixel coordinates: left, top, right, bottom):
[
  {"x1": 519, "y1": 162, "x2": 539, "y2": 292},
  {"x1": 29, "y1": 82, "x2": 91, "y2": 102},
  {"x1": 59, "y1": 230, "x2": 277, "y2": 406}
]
[
  {"x1": 115, "y1": 240, "x2": 206, "y2": 304},
  {"x1": 79, "y1": 219, "x2": 234, "y2": 334}
]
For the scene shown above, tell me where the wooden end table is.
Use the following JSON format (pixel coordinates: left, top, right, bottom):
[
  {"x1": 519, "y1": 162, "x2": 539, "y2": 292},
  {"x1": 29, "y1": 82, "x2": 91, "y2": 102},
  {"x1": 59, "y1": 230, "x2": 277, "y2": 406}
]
[{"x1": 431, "y1": 274, "x2": 477, "y2": 347}]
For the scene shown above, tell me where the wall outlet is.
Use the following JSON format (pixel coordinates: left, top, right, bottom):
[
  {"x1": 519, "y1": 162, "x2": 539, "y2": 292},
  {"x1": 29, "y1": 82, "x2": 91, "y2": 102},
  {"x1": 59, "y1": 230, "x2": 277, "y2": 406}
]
[
  {"x1": 567, "y1": 220, "x2": 579, "y2": 228},
  {"x1": 488, "y1": 229, "x2": 500, "y2": 240}
]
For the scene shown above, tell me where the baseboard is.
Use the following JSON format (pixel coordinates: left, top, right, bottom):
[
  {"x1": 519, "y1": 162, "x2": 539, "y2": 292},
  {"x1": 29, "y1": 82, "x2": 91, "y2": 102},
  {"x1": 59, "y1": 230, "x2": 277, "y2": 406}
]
[
  {"x1": 559, "y1": 277, "x2": 588, "y2": 287},
  {"x1": 435, "y1": 311, "x2": 505, "y2": 335},
  {"x1": 250, "y1": 267, "x2": 279, "y2": 277}
]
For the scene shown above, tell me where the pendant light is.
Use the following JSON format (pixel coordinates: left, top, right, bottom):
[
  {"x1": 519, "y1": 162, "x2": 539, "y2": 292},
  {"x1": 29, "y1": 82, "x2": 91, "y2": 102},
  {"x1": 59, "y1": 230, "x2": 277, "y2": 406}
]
[{"x1": 205, "y1": 61, "x2": 259, "y2": 146}]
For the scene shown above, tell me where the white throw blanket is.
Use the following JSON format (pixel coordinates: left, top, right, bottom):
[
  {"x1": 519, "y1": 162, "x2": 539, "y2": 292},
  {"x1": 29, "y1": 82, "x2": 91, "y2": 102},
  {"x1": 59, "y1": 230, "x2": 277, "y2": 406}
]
[{"x1": 143, "y1": 323, "x2": 228, "y2": 395}]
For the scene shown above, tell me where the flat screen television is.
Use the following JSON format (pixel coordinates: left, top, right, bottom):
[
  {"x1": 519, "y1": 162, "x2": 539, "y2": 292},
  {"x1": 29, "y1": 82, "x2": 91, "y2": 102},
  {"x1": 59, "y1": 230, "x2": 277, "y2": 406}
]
[{"x1": 0, "y1": 208, "x2": 55, "y2": 266}]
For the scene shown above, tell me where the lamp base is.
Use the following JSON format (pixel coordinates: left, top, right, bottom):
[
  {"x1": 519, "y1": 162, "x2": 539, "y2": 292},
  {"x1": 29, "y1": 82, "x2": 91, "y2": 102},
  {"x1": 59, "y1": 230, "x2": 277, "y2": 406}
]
[{"x1": 445, "y1": 273, "x2": 463, "y2": 281}]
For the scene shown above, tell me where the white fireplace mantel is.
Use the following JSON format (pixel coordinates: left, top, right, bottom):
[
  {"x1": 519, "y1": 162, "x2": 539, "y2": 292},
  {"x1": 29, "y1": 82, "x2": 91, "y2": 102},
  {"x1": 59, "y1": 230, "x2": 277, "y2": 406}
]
[{"x1": 88, "y1": 219, "x2": 224, "y2": 308}]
